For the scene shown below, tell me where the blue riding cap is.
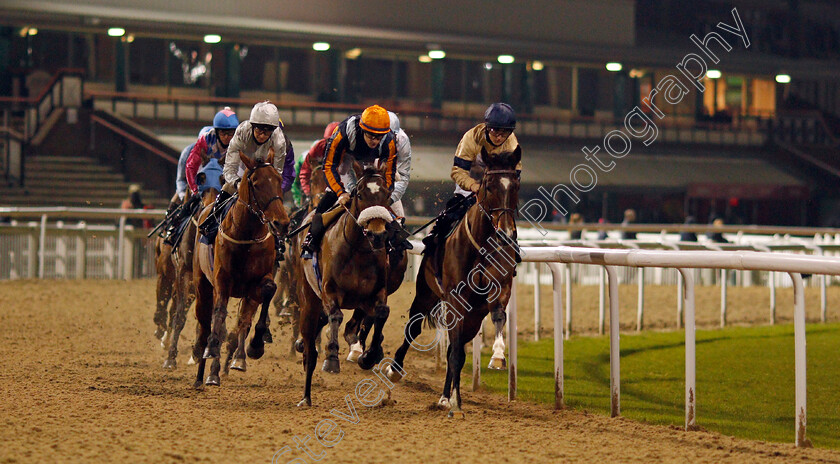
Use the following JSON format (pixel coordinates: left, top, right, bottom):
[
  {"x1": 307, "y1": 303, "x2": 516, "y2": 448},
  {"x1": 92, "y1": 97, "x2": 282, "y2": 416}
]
[{"x1": 197, "y1": 158, "x2": 224, "y2": 194}]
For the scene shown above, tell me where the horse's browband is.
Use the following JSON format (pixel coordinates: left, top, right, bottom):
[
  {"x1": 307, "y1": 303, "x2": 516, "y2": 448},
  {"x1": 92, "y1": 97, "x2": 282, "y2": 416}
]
[{"x1": 484, "y1": 169, "x2": 517, "y2": 175}]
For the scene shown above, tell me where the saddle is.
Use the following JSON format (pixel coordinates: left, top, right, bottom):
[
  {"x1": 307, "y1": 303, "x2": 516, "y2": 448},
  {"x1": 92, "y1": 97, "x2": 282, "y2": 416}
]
[{"x1": 198, "y1": 194, "x2": 237, "y2": 245}]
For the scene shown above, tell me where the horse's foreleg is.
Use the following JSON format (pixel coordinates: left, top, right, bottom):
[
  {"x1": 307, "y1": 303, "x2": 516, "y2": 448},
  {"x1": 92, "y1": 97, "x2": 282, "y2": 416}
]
[
  {"x1": 192, "y1": 277, "x2": 212, "y2": 389},
  {"x1": 388, "y1": 274, "x2": 440, "y2": 383},
  {"x1": 321, "y1": 300, "x2": 342, "y2": 374},
  {"x1": 448, "y1": 336, "x2": 467, "y2": 419},
  {"x1": 248, "y1": 275, "x2": 277, "y2": 359},
  {"x1": 163, "y1": 270, "x2": 193, "y2": 369},
  {"x1": 229, "y1": 299, "x2": 259, "y2": 372},
  {"x1": 204, "y1": 281, "x2": 230, "y2": 386},
  {"x1": 358, "y1": 302, "x2": 388, "y2": 370},
  {"x1": 438, "y1": 343, "x2": 453, "y2": 409},
  {"x1": 343, "y1": 309, "x2": 364, "y2": 363},
  {"x1": 154, "y1": 271, "x2": 174, "y2": 343},
  {"x1": 488, "y1": 305, "x2": 508, "y2": 370}
]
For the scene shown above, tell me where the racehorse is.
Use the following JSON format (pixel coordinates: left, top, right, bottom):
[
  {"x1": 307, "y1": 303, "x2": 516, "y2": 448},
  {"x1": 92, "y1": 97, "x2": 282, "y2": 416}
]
[
  {"x1": 293, "y1": 161, "x2": 407, "y2": 407},
  {"x1": 386, "y1": 146, "x2": 521, "y2": 418},
  {"x1": 273, "y1": 165, "x2": 328, "y2": 357},
  {"x1": 162, "y1": 159, "x2": 224, "y2": 369},
  {"x1": 192, "y1": 149, "x2": 290, "y2": 388}
]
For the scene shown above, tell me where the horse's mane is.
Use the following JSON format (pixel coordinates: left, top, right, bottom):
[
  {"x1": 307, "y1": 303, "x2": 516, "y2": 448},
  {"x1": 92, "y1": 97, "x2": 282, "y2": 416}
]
[{"x1": 485, "y1": 149, "x2": 519, "y2": 170}]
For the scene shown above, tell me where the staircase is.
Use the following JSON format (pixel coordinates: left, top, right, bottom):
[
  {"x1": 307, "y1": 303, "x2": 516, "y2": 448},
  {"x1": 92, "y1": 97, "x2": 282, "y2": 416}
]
[{"x1": 0, "y1": 155, "x2": 168, "y2": 208}]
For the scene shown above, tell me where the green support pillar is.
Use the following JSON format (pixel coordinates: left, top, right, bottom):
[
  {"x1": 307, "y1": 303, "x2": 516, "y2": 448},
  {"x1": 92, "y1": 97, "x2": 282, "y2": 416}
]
[
  {"x1": 502, "y1": 64, "x2": 513, "y2": 103},
  {"x1": 329, "y1": 48, "x2": 344, "y2": 102},
  {"x1": 521, "y1": 63, "x2": 534, "y2": 114},
  {"x1": 431, "y1": 59, "x2": 444, "y2": 110},
  {"x1": 0, "y1": 27, "x2": 12, "y2": 95},
  {"x1": 115, "y1": 39, "x2": 127, "y2": 92},
  {"x1": 223, "y1": 43, "x2": 241, "y2": 98},
  {"x1": 613, "y1": 71, "x2": 627, "y2": 120}
]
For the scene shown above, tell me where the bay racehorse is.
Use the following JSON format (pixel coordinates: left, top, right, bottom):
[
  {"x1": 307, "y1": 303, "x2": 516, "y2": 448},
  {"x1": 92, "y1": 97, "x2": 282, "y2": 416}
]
[
  {"x1": 273, "y1": 165, "x2": 328, "y2": 357},
  {"x1": 386, "y1": 146, "x2": 521, "y2": 418},
  {"x1": 293, "y1": 161, "x2": 407, "y2": 406},
  {"x1": 192, "y1": 149, "x2": 290, "y2": 388},
  {"x1": 162, "y1": 159, "x2": 224, "y2": 369}
]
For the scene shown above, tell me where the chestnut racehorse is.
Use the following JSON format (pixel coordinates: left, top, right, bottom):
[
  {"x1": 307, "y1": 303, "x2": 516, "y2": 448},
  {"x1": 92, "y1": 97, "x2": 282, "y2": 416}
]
[
  {"x1": 387, "y1": 146, "x2": 521, "y2": 418},
  {"x1": 192, "y1": 150, "x2": 290, "y2": 388},
  {"x1": 293, "y1": 161, "x2": 407, "y2": 406}
]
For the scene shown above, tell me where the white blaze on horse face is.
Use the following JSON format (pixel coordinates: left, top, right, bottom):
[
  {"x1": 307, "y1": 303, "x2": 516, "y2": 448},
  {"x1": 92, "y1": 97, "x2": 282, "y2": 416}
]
[
  {"x1": 366, "y1": 182, "x2": 380, "y2": 194},
  {"x1": 499, "y1": 177, "x2": 511, "y2": 190},
  {"x1": 491, "y1": 332, "x2": 506, "y2": 362}
]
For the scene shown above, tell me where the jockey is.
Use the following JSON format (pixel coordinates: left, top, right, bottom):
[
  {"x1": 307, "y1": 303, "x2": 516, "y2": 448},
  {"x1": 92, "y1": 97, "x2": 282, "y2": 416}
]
[
  {"x1": 421, "y1": 102, "x2": 521, "y2": 257},
  {"x1": 199, "y1": 101, "x2": 294, "y2": 264},
  {"x1": 292, "y1": 121, "x2": 339, "y2": 207},
  {"x1": 300, "y1": 105, "x2": 409, "y2": 260}
]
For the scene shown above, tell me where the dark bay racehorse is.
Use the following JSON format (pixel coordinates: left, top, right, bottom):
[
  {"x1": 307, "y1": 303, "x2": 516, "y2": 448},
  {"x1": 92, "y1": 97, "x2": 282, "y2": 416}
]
[
  {"x1": 273, "y1": 165, "x2": 328, "y2": 357},
  {"x1": 387, "y1": 146, "x2": 521, "y2": 418},
  {"x1": 192, "y1": 150, "x2": 290, "y2": 388},
  {"x1": 153, "y1": 237, "x2": 175, "y2": 345},
  {"x1": 162, "y1": 159, "x2": 224, "y2": 369},
  {"x1": 293, "y1": 161, "x2": 407, "y2": 406}
]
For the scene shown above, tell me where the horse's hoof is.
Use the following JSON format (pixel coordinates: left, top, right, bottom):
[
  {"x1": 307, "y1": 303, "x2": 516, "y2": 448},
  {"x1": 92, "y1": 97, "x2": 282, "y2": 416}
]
[
  {"x1": 262, "y1": 330, "x2": 273, "y2": 344},
  {"x1": 384, "y1": 365, "x2": 403, "y2": 383},
  {"x1": 294, "y1": 339, "x2": 304, "y2": 353},
  {"x1": 193, "y1": 380, "x2": 204, "y2": 391},
  {"x1": 448, "y1": 410, "x2": 466, "y2": 419},
  {"x1": 297, "y1": 397, "x2": 312, "y2": 408},
  {"x1": 230, "y1": 357, "x2": 247, "y2": 372},
  {"x1": 488, "y1": 356, "x2": 507, "y2": 370},
  {"x1": 346, "y1": 343, "x2": 363, "y2": 363},
  {"x1": 162, "y1": 358, "x2": 176, "y2": 370},
  {"x1": 358, "y1": 349, "x2": 383, "y2": 370},
  {"x1": 187, "y1": 355, "x2": 197, "y2": 366},
  {"x1": 247, "y1": 341, "x2": 265, "y2": 360},
  {"x1": 154, "y1": 328, "x2": 165, "y2": 340},
  {"x1": 436, "y1": 396, "x2": 450, "y2": 409},
  {"x1": 205, "y1": 374, "x2": 220, "y2": 386},
  {"x1": 322, "y1": 357, "x2": 340, "y2": 374}
]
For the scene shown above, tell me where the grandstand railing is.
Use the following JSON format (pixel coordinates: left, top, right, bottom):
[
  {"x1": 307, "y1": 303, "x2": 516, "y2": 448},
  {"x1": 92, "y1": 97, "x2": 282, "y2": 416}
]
[
  {"x1": 0, "y1": 127, "x2": 25, "y2": 185},
  {"x1": 87, "y1": 90, "x2": 768, "y2": 146},
  {"x1": 407, "y1": 240, "x2": 840, "y2": 448}
]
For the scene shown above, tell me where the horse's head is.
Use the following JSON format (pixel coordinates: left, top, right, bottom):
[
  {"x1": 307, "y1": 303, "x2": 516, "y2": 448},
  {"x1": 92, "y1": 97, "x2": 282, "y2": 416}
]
[
  {"x1": 310, "y1": 165, "x2": 328, "y2": 206},
  {"x1": 196, "y1": 158, "x2": 224, "y2": 206},
  {"x1": 478, "y1": 145, "x2": 521, "y2": 238},
  {"x1": 238, "y1": 148, "x2": 290, "y2": 236},
  {"x1": 351, "y1": 160, "x2": 392, "y2": 250}
]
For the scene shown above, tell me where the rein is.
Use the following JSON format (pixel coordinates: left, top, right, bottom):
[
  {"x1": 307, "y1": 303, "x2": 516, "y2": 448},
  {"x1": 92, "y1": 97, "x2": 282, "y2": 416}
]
[
  {"x1": 220, "y1": 162, "x2": 283, "y2": 246},
  {"x1": 460, "y1": 168, "x2": 518, "y2": 253}
]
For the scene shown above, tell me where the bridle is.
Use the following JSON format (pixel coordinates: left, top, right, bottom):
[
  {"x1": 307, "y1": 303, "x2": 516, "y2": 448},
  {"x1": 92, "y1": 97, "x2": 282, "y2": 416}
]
[
  {"x1": 239, "y1": 162, "x2": 284, "y2": 226},
  {"x1": 341, "y1": 171, "x2": 387, "y2": 250},
  {"x1": 476, "y1": 169, "x2": 518, "y2": 230}
]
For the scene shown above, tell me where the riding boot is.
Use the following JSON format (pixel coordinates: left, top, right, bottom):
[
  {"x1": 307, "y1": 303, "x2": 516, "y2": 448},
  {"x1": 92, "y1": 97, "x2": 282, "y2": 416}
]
[
  {"x1": 200, "y1": 190, "x2": 231, "y2": 242},
  {"x1": 300, "y1": 213, "x2": 324, "y2": 260}
]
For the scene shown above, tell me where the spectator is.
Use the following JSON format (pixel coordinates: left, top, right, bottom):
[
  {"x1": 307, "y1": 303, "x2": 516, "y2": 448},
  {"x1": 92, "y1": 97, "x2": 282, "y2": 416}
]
[
  {"x1": 120, "y1": 184, "x2": 145, "y2": 228},
  {"x1": 621, "y1": 208, "x2": 637, "y2": 240},
  {"x1": 707, "y1": 217, "x2": 730, "y2": 244},
  {"x1": 596, "y1": 218, "x2": 608, "y2": 240},
  {"x1": 569, "y1": 212, "x2": 584, "y2": 240},
  {"x1": 680, "y1": 216, "x2": 698, "y2": 242}
]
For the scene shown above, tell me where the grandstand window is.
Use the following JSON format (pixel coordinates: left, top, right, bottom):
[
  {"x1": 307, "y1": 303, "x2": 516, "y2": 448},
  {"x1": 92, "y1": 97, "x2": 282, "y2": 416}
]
[
  {"x1": 166, "y1": 39, "x2": 210, "y2": 88},
  {"x1": 239, "y1": 45, "x2": 272, "y2": 91},
  {"x1": 128, "y1": 38, "x2": 167, "y2": 86}
]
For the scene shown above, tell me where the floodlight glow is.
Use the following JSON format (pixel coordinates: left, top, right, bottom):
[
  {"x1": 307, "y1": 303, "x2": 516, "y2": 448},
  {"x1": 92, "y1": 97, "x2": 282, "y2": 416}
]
[
  {"x1": 312, "y1": 42, "x2": 330, "y2": 52},
  {"x1": 531, "y1": 61, "x2": 544, "y2": 71},
  {"x1": 28, "y1": 28, "x2": 38, "y2": 36},
  {"x1": 203, "y1": 34, "x2": 221, "y2": 44},
  {"x1": 418, "y1": 55, "x2": 432, "y2": 63},
  {"x1": 706, "y1": 70, "x2": 722, "y2": 79},
  {"x1": 605, "y1": 62, "x2": 622, "y2": 72},
  {"x1": 775, "y1": 74, "x2": 791, "y2": 84},
  {"x1": 107, "y1": 27, "x2": 125, "y2": 37},
  {"x1": 428, "y1": 50, "x2": 446, "y2": 59},
  {"x1": 497, "y1": 55, "x2": 514, "y2": 64},
  {"x1": 345, "y1": 48, "x2": 362, "y2": 59}
]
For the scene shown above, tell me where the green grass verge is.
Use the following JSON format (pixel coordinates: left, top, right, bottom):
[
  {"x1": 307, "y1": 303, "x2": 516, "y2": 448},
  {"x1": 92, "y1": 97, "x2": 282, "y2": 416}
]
[{"x1": 467, "y1": 323, "x2": 840, "y2": 449}]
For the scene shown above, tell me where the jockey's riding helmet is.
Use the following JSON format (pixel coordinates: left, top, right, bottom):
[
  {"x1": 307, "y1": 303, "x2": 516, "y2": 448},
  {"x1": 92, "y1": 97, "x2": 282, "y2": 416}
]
[
  {"x1": 484, "y1": 103, "x2": 516, "y2": 130},
  {"x1": 249, "y1": 101, "x2": 280, "y2": 128},
  {"x1": 213, "y1": 107, "x2": 239, "y2": 130},
  {"x1": 360, "y1": 105, "x2": 391, "y2": 135}
]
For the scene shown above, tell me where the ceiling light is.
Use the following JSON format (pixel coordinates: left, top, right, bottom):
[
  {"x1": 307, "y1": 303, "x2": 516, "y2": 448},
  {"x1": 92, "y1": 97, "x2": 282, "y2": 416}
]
[
  {"x1": 775, "y1": 74, "x2": 791, "y2": 84},
  {"x1": 345, "y1": 48, "x2": 362, "y2": 59},
  {"x1": 428, "y1": 50, "x2": 446, "y2": 60},
  {"x1": 418, "y1": 55, "x2": 432, "y2": 63},
  {"x1": 706, "y1": 69, "x2": 722, "y2": 79},
  {"x1": 497, "y1": 55, "x2": 514, "y2": 64},
  {"x1": 531, "y1": 61, "x2": 544, "y2": 71},
  {"x1": 605, "y1": 62, "x2": 622, "y2": 72},
  {"x1": 312, "y1": 42, "x2": 330, "y2": 52},
  {"x1": 27, "y1": 28, "x2": 38, "y2": 36},
  {"x1": 203, "y1": 34, "x2": 221, "y2": 44},
  {"x1": 484, "y1": 62, "x2": 493, "y2": 70},
  {"x1": 107, "y1": 27, "x2": 125, "y2": 37}
]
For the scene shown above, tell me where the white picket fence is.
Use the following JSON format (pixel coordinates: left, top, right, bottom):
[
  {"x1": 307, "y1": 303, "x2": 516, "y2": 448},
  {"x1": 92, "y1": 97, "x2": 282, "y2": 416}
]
[{"x1": 406, "y1": 241, "x2": 840, "y2": 448}]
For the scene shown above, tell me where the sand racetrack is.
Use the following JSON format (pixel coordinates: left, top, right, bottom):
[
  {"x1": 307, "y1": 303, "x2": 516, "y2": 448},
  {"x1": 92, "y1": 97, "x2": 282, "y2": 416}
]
[{"x1": 1, "y1": 279, "x2": 840, "y2": 463}]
